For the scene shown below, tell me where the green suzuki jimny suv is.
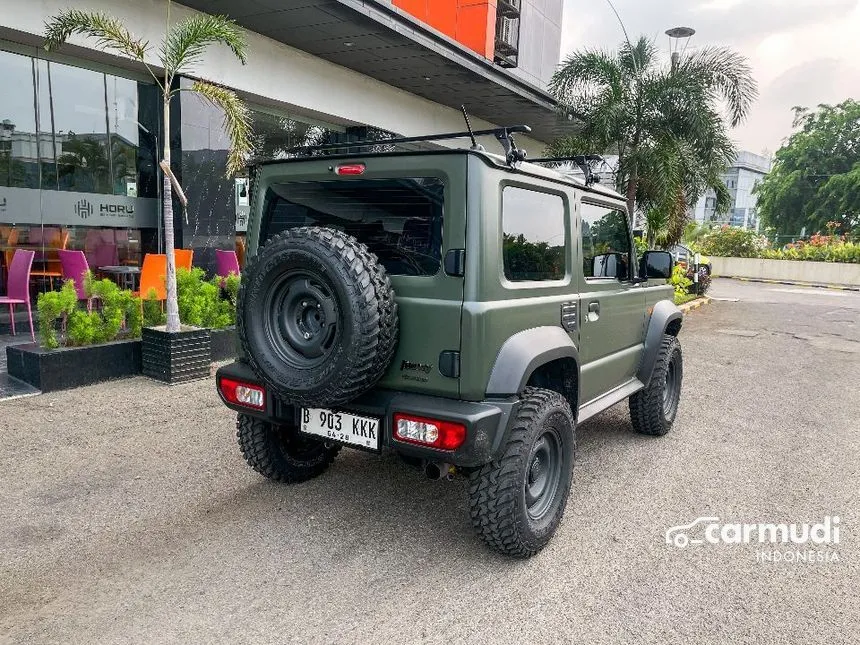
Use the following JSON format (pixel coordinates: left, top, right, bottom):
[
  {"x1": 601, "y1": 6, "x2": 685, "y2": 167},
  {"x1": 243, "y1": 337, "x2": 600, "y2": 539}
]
[{"x1": 216, "y1": 126, "x2": 683, "y2": 558}]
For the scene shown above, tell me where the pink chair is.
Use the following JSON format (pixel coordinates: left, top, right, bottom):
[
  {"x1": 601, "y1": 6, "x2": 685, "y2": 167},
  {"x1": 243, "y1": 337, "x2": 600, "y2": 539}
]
[
  {"x1": 0, "y1": 249, "x2": 35, "y2": 342},
  {"x1": 59, "y1": 250, "x2": 90, "y2": 300},
  {"x1": 215, "y1": 249, "x2": 240, "y2": 282}
]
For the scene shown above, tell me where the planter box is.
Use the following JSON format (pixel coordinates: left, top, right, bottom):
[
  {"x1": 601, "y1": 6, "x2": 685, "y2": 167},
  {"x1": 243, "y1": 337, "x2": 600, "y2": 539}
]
[
  {"x1": 6, "y1": 339, "x2": 142, "y2": 393},
  {"x1": 711, "y1": 256, "x2": 860, "y2": 286},
  {"x1": 210, "y1": 326, "x2": 238, "y2": 362},
  {"x1": 141, "y1": 326, "x2": 211, "y2": 384}
]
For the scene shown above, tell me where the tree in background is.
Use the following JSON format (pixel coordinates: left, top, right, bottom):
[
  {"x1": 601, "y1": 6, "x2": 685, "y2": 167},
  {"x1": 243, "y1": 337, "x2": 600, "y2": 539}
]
[
  {"x1": 756, "y1": 100, "x2": 860, "y2": 237},
  {"x1": 549, "y1": 37, "x2": 757, "y2": 246},
  {"x1": 44, "y1": 3, "x2": 252, "y2": 333}
]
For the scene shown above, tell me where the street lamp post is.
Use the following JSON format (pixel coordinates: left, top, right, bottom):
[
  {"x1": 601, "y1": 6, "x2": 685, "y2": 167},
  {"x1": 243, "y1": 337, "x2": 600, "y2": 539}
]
[{"x1": 666, "y1": 26, "x2": 696, "y2": 70}]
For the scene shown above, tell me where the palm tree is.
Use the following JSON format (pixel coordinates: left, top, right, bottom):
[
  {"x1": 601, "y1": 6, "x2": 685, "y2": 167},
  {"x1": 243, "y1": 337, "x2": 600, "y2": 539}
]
[
  {"x1": 549, "y1": 37, "x2": 757, "y2": 244},
  {"x1": 44, "y1": 3, "x2": 252, "y2": 332}
]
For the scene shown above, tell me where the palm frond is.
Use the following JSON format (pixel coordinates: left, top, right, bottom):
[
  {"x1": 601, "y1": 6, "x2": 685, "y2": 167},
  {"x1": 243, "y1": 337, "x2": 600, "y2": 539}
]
[
  {"x1": 679, "y1": 46, "x2": 758, "y2": 127},
  {"x1": 189, "y1": 80, "x2": 253, "y2": 176},
  {"x1": 550, "y1": 49, "x2": 624, "y2": 104},
  {"x1": 44, "y1": 9, "x2": 149, "y2": 61},
  {"x1": 162, "y1": 14, "x2": 246, "y2": 79}
]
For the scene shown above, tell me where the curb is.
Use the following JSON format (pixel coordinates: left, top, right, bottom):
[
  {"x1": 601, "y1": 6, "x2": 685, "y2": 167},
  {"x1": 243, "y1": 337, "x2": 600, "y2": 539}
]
[
  {"x1": 679, "y1": 297, "x2": 711, "y2": 314},
  {"x1": 715, "y1": 276, "x2": 860, "y2": 292}
]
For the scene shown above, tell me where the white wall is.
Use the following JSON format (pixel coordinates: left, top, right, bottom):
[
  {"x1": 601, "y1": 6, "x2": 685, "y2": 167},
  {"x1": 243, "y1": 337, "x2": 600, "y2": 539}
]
[
  {"x1": 711, "y1": 257, "x2": 860, "y2": 286},
  {"x1": 0, "y1": 0, "x2": 546, "y2": 150}
]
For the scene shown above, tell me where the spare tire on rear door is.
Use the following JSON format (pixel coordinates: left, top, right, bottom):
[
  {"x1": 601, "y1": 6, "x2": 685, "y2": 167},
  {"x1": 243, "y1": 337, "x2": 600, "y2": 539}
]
[{"x1": 237, "y1": 227, "x2": 399, "y2": 408}]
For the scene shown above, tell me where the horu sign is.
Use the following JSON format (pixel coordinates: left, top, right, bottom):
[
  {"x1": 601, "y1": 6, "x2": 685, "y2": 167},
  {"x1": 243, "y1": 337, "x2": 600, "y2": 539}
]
[{"x1": 0, "y1": 186, "x2": 157, "y2": 229}]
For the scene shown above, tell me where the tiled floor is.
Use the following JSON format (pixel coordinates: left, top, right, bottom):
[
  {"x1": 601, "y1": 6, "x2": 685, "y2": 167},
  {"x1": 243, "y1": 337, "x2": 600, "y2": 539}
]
[{"x1": 0, "y1": 334, "x2": 40, "y2": 401}]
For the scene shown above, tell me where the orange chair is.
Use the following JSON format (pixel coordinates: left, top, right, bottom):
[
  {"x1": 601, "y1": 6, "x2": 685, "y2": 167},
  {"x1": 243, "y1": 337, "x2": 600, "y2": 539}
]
[
  {"x1": 134, "y1": 250, "x2": 194, "y2": 300},
  {"x1": 135, "y1": 253, "x2": 167, "y2": 300},
  {"x1": 174, "y1": 248, "x2": 194, "y2": 271}
]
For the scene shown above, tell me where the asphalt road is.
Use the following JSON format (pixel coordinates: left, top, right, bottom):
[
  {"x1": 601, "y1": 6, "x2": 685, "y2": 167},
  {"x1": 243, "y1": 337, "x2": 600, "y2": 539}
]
[{"x1": 1, "y1": 279, "x2": 858, "y2": 644}]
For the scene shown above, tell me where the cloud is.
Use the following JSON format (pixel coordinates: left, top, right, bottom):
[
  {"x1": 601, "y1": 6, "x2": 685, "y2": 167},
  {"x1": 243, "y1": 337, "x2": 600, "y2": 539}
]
[{"x1": 559, "y1": 0, "x2": 860, "y2": 152}]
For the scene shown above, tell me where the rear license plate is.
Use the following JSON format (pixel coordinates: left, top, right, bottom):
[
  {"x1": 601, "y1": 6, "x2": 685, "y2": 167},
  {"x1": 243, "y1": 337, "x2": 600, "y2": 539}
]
[{"x1": 300, "y1": 408, "x2": 381, "y2": 450}]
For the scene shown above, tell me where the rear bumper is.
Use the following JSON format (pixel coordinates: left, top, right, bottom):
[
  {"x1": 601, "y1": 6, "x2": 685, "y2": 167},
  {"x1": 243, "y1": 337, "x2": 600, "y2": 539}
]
[{"x1": 215, "y1": 361, "x2": 518, "y2": 468}]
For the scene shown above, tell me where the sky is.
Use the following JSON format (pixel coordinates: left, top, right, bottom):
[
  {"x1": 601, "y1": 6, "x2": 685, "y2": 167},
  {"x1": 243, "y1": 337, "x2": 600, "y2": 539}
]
[{"x1": 560, "y1": 0, "x2": 860, "y2": 156}]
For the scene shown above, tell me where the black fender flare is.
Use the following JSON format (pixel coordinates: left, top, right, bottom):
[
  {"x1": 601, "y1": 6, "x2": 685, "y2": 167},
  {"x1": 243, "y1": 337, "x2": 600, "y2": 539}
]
[
  {"x1": 485, "y1": 326, "x2": 580, "y2": 397},
  {"x1": 637, "y1": 300, "x2": 683, "y2": 387}
]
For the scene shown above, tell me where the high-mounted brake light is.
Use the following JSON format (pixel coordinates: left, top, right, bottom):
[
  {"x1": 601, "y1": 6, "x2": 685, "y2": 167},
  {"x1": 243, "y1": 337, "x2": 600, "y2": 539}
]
[
  {"x1": 335, "y1": 163, "x2": 366, "y2": 176},
  {"x1": 393, "y1": 413, "x2": 466, "y2": 451},
  {"x1": 219, "y1": 377, "x2": 266, "y2": 410}
]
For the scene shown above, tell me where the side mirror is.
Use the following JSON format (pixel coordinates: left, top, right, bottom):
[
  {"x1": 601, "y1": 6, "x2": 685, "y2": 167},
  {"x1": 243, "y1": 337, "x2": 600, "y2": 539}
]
[
  {"x1": 640, "y1": 250, "x2": 673, "y2": 280},
  {"x1": 592, "y1": 252, "x2": 628, "y2": 280}
]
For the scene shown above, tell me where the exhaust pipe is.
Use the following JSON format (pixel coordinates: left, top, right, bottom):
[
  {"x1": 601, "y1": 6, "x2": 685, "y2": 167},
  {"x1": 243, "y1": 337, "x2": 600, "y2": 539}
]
[{"x1": 424, "y1": 462, "x2": 455, "y2": 481}]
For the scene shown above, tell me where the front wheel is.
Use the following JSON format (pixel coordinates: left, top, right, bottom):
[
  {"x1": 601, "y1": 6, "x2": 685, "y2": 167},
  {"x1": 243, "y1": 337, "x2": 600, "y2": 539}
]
[
  {"x1": 629, "y1": 334, "x2": 683, "y2": 436},
  {"x1": 468, "y1": 388, "x2": 575, "y2": 558},
  {"x1": 236, "y1": 413, "x2": 340, "y2": 483}
]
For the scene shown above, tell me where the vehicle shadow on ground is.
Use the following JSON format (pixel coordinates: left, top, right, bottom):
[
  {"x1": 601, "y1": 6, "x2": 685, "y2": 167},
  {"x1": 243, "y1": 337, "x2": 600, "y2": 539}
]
[{"x1": 202, "y1": 404, "x2": 644, "y2": 563}]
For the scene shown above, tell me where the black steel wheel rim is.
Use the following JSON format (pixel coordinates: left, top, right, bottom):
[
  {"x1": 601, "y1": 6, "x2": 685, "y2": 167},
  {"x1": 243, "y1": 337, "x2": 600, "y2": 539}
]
[
  {"x1": 262, "y1": 270, "x2": 340, "y2": 369},
  {"x1": 663, "y1": 358, "x2": 679, "y2": 416},
  {"x1": 525, "y1": 428, "x2": 563, "y2": 521}
]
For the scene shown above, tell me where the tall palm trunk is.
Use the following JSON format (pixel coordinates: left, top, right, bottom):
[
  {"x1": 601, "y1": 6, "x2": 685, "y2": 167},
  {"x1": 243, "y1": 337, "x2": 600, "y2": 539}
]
[
  {"x1": 162, "y1": 96, "x2": 180, "y2": 332},
  {"x1": 625, "y1": 165, "x2": 638, "y2": 226}
]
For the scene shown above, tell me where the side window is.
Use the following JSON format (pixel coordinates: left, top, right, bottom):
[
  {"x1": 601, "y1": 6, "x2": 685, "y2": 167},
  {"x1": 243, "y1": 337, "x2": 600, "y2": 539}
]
[
  {"x1": 502, "y1": 187, "x2": 566, "y2": 282},
  {"x1": 581, "y1": 202, "x2": 632, "y2": 281}
]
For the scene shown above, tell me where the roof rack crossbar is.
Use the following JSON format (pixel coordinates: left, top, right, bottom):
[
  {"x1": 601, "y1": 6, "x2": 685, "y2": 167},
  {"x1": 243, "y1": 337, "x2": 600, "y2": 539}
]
[{"x1": 287, "y1": 125, "x2": 532, "y2": 156}]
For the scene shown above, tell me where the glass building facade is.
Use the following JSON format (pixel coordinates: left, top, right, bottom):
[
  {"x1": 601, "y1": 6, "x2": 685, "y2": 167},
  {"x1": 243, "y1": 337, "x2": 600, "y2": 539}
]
[
  {"x1": 0, "y1": 45, "x2": 161, "y2": 294},
  {"x1": 0, "y1": 43, "x2": 392, "y2": 301}
]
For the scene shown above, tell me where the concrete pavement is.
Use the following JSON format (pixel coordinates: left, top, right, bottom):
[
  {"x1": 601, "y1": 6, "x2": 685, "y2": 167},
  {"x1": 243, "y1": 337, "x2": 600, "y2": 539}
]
[{"x1": 1, "y1": 279, "x2": 858, "y2": 644}]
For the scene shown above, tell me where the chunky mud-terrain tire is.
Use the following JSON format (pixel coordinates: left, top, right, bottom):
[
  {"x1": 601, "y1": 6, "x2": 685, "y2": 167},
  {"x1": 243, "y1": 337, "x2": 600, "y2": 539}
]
[
  {"x1": 237, "y1": 227, "x2": 398, "y2": 407},
  {"x1": 468, "y1": 387, "x2": 575, "y2": 558},
  {"x1": 629, "y1": 334, "x2": 683, "y2": 436},
  {"x1": 236, "y1": 414, "x2": 340, "y2": 483}
]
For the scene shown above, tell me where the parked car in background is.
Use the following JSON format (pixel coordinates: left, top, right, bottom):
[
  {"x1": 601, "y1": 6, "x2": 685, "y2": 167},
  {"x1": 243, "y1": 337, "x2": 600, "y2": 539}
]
[{"x1": 671, "y1": 244, "x2": 712, "y2": 275}]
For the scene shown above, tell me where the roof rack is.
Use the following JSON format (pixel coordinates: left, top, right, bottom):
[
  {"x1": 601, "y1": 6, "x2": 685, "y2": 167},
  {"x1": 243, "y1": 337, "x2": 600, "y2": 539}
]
[
  {"x1": 528, "y1": 154, "x2": 606, "y2": 186},
  {"x1": 287, "y1": 124, "x2": 532, "y2": 166}
]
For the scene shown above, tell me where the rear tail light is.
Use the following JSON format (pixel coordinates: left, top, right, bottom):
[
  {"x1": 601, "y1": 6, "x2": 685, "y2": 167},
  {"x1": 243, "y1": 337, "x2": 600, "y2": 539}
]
[
  {"x1": 335, "y1": 163, "x2": 366, "y2": 176},
  {"x1": 219, "y1": 377, "x2": 266, "y2": 410},
  {"x1": 393, "y1": 413, "x2": 466, "y2": 451}
]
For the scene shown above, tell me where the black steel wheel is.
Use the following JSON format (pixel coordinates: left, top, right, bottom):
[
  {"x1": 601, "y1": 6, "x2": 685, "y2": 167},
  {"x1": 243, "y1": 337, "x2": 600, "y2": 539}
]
[
  {"x1": 236, "y1": 413, "x2": 340, "y2": 483},
  {"x1": 468, "y1": 387, "x2": 575, "y2": 558},
  {"x1": 237, "y1": 227, "x2": 398, "y2": 407},
  {"x1": 630, "y1": 334, "x2": 683, "y2": 436}
]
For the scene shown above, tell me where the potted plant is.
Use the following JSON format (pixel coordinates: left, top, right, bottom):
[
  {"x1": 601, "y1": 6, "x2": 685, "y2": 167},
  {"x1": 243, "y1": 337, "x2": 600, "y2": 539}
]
[{"x1": 44, "y1": 2, "x2": 253, "y2": 383}]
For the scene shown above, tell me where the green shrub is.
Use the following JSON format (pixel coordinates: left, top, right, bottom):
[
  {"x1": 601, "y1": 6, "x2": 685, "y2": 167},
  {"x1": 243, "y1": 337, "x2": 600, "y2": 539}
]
[
  {"x1": 668, "y1": 264, "x2": 693, "y2": 301},
  {"x1": 142, "y1": 288, "x2": 166, "y2": 327},
  {"x1": 37, "y1": 276, "x2": 142, "y2": 349},
  {"x1": 697, "y1": 226, "x2": 769, "y2": 258},
  {"x1": 37, "y1": 281, "x2": 78, "y2": 349},
  {"x1": 176, "y1": 267, "x2": 234, "y2": 329}
]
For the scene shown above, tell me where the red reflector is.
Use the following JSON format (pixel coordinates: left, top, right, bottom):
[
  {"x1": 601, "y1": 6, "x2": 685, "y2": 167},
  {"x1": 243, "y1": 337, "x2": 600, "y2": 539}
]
[
  {"x1": 393, "y1": 413, "x2": 466, "y2": 451},
  {"x1": 219, "y1": 377, "x2": 266, "y2": 410},
  {"x1": 335, "y1": 163, "x2": 366, "y2": 176}
]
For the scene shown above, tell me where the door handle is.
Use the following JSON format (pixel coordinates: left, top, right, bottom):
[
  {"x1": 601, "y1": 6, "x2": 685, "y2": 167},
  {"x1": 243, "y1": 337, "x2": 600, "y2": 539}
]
[{"x1": 587, "y1": 301, "x2": 600, "y2": 322}]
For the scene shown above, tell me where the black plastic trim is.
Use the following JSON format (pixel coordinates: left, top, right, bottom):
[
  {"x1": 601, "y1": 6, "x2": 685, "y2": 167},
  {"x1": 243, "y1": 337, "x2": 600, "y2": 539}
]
[
  {"x1": 444, "y1": 249, "x2": 466, "y2": 277},
  {"x1": 438, "y1": 350, "x2": 461, "y2": 378}
]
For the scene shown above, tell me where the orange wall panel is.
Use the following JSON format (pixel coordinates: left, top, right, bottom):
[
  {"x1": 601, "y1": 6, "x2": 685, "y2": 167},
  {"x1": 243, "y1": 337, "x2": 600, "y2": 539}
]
[{"x1": 393, "y1": 0, "x2": 496, "y2": 59}]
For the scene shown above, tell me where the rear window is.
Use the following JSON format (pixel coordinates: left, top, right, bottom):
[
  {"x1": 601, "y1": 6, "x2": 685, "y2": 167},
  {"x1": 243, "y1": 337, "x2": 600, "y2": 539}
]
[{"x1": 261, "y1": 177, "x2": 444, "y2": 276}]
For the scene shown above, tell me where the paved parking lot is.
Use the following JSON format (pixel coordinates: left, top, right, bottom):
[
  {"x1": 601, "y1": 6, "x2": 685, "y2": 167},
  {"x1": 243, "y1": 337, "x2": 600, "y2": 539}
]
[{"x1": 1, "y1": 279, "x2": 857, "y2": 644}]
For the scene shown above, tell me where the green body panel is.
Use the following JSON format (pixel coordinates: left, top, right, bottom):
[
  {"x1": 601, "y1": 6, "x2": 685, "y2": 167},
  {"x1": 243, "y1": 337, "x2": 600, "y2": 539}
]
[{"x1": 246, "y1": 150, "x2": 674, "y2": 408}]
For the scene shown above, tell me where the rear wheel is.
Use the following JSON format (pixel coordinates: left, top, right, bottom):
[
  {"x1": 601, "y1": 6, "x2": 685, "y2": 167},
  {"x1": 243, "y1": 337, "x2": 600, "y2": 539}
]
[
  {"x1": 629, "y1": 334, "x2": 683, "y2": 436},
  {"x1": 236, "y1": 413, "x2": 340, "y2": 483},
  {"x1": 467, "y1": 388, "x2": 575, "y2": 558}
]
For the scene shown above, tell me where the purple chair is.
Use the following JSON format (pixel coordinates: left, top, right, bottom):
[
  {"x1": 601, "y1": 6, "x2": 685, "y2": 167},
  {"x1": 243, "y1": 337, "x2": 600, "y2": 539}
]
[
  {"x1": 215, "y1": 249, "x2": 240, "y2": 282},
  {"x1": 0, "y1": 249, "x2": 35, "y2": 341},
  {"x1": 59, "y1": 250, "x2": 90, "y2": 300}
]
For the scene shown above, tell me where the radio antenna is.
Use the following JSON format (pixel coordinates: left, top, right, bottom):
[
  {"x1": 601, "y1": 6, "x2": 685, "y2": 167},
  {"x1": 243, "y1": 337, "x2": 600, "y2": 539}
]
[{"x1": 461, "y1": 105, "x2": 484, "y2": 151}]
